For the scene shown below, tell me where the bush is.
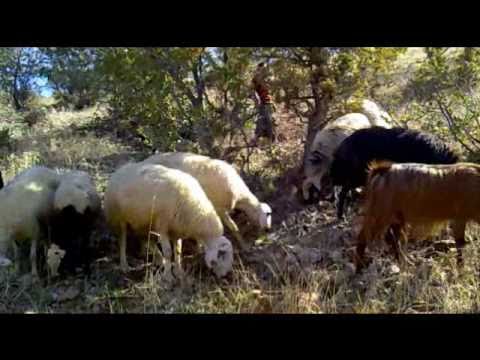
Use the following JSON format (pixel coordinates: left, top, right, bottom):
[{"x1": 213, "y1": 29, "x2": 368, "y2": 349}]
[
  {"x1": 23, "y1": 108, "x2": 47, "y2": 127},
  {"x1": 0, "y1": 128, "x2": 10, "y2": 148}
]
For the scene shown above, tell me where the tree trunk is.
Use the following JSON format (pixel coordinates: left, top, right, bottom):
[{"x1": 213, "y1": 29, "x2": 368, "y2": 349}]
[
  {"x1": 303, "y1": 57, "x2": 334, "y2": 167},
  {"x1": 11, "y1": 74, "x2": 23, "y2": 111},
  {"x1": 11, "y1": 52, "x2": 22, "y2": 111},
  {"x1": 12, "y1": 86, "x2": 22, "y2": 111},
  {"x1": 303, "y1": 97, "x2": 330, "y2": 164}
]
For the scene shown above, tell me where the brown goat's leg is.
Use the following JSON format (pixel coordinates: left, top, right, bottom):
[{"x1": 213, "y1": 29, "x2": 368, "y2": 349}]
[
  {"x1": 398, "y1": 226, "x2": 414, "y2": 266},
  {"x1": 452, "y1": 220, "x2": 467, "y2": 267},
  {"x1": 385, "y1": 226, "x2": 401, "y2": 261},
  {"x1": 386, "y1": 223, "x2": 413, "y2": 268}
]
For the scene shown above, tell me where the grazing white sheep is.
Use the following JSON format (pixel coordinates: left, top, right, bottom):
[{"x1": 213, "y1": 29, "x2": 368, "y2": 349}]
[
  {"x1": 142, "y1": 152, "x2": 272, "y2": 250},
  {"x1": 104, "y1": 162, "x2": 234, "y2": 279},
  {"x1": 0, "y1": 166, "x2": 61, "y2": 279},
  {"x1": 302, "y1": 100, "x2": 393, "y2": 202}
]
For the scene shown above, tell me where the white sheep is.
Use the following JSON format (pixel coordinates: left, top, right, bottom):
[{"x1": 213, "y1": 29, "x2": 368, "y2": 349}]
[
  {"x1": 302, "y1": 100, "x2": 393, "y2": 201},
  {"x1": 54, "y1": 170, "x2": 101, "y2": 216},
  {"x1": 142, "y1": 152, "x2": 272, "y2": 251},
  {"x1": 0, "y1": 166, "x2": 61, "y2": 279},
  {"x1": 104, "y1": 162, "x2": 234, "y2": 280}
]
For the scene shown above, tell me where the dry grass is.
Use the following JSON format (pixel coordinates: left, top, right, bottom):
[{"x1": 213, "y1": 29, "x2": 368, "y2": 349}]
[{"x1": 0, "y1": 100, "x2": 480, "y2": 314}]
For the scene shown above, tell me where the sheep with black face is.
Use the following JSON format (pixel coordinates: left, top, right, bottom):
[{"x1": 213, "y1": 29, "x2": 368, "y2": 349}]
[
  {"x1": 302, "y1": 100, "x2": 392, "y2": 204},
  {"x1": 47, "y1": 170, "x2": 101, "y2": 276}
]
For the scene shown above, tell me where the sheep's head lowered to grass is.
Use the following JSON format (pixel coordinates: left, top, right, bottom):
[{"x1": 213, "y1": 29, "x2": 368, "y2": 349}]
[
  {"x1": 47, "y1": 244, "x2": 66, "y2": 277},
  {"x1": 237, "y1": 200, "x2": 273, "y2": 233},
  {"x1": 204, "y1": 236, "x2": 233, "y2": 278},
  {"x1": 258, "y1": 203, "x2": 272, "y2": 230}
]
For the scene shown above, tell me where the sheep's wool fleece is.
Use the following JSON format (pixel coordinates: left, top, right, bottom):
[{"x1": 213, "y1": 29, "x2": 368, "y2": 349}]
[
  {"x1": 0, "y1": 167, "x2": 60, "y2": 254},
  {"x1": 142, "y1": 152, "x2": 259, "y2": 211},
  {"x1": 306, "y1": 113, "x2": 373, "y2": 175},
  {"x1": 105, "y1": 163, "x2": 223, "y2": 241},
  {"x1": 54, "y1": 170, "x2": 100, "y2": 214},
  {"x1": 303, "y1": 111, "x2": 393, "y2": 199},
  {"x1": 307, "y1": 100, "x2": 393, "y2": 178}
]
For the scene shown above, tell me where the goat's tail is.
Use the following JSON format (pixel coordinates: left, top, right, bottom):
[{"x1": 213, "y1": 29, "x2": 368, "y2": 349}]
[{"x1": 366, "y1": 160, "x2": 394, "y2": 191}]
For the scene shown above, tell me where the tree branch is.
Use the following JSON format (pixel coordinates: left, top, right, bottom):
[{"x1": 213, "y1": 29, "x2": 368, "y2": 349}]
[
  {"x1": 436, "y1": 99, "x2": 477, "y2": 154},
  {"x1": 147, "y1": 48, "x2": 200, "y2": 108}
]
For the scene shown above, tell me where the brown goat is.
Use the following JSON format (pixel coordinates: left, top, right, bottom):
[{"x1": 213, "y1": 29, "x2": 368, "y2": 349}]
[{"x1": 355, "y1": 161, "x2": 480, "y2": 272}]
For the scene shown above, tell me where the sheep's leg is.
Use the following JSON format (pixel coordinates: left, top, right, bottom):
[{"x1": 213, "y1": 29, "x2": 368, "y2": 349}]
[
  {"x1": 173, "y1": 238, "x2": 184, "y2": 281},
  {"x1": 119, "y1": 222, "x2": 129, "y2": 272},
  {"x1": 156, "y1": 232, "x2": 174, "y2": 283},
  {"x1": 336, "y1": 187, "x2": 349, "y2": 220},
  {"x1": 220, "y1": 211, "x2": 248, "y2": 251},
  {"x1": 151, "y1": 243, "x2": 163, "y2": 267},
  {"x1": 30, "y1": 237, "x2": 39, "y2": 281},
  {"x1": 452, "y1": 220, "x2": 467, "y2": 267},
  {"x1": 142, "y1": 235, "x2": 163, "y2": 267},
  {"x1": 13, "y1": 242, "x2": 20, "y2": 275}
]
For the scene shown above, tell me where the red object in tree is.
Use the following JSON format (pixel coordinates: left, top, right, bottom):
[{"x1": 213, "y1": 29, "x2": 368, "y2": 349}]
[
  {"x1": 252, "y1": 64, "x2": 273, "y2": 105},
  {"x1": 252, "y1": 79, "x2": 272, "y2": 105}
]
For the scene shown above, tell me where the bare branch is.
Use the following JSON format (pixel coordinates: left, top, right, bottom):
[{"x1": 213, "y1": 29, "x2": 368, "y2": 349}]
[{"x1": 436, "y1": 99, "x2": 477, "y2": 154}]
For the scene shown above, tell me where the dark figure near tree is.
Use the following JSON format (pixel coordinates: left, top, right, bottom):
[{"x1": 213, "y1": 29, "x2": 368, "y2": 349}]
[{"x1": 251, "y1": 63, "x2": 275, "y2": 144}]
